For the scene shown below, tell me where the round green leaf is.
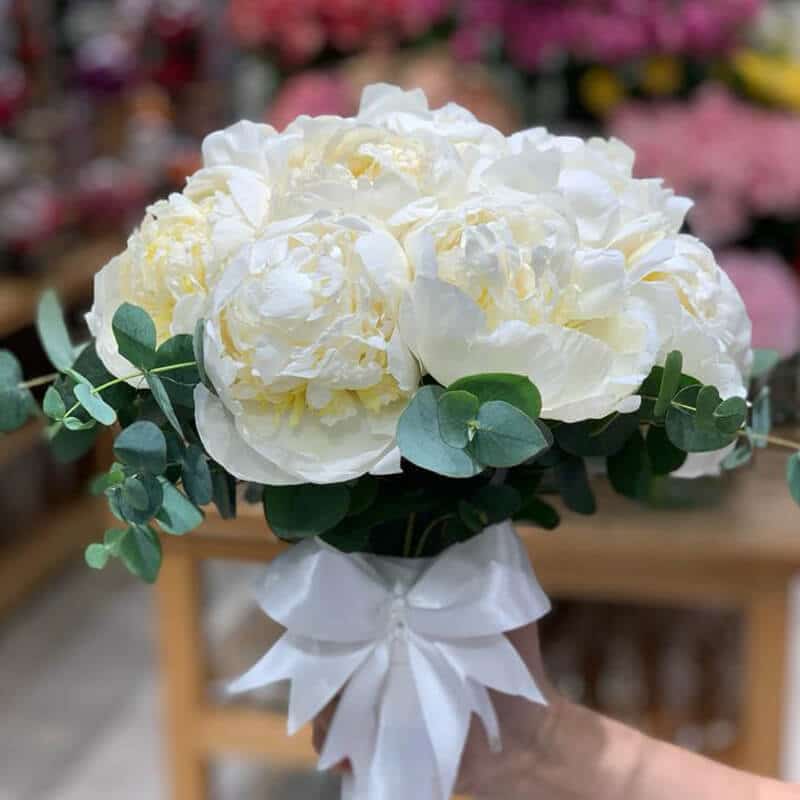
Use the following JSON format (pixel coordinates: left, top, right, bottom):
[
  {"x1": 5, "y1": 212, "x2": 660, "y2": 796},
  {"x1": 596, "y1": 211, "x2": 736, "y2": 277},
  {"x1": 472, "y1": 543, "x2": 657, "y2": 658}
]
[
  {"x1": 471, "y1": 401, "x2": 549, "y2": 468},
  {"x1": 113, "y1": 421, "x2": 168, "y2": 475},
  {"x1": 156, "y1": 479, "x2": 204, "y2": 535},
  {"x1": 181, "y1": 445, "x2": 213, "y2": 506},
  {"x1": 607, "y1": 431, "x2": 652, "y2": 499},
  {"x1": 63, "y1": 416, "x2": 96, "y2": 432},
  {"x1": 665, "y1": 385, "x2": 737, "y2": 453},
  {"x1": 263, "y1": 483, "x2": 351, "y2": 539},
  {"x1": 470, "y1": 484, "x2": 522, "y2": 524},
  {"x1": 653, "y1": 350, "x2": 683, "y2": 419},
  {"x1": 43, "y1": 386, "x2": 66, "y2": 419},
  {"x1": 646, "y1": 425, "x2": 687, "y2": 475},
  {"x1": 556, "y1": 455, "x2": 596, "y2": 515},
  {"x1": 0, "y1": 350, "x2": 22, "y2": 388},
  {"x1": 397, "y1": 386, "x2": 483, "y2": 478},
  {"x1": 118, "y1": 474, "x2": 164, "y2": 524},
  {"x1": 694, "y1": 385, "x2": 722, "y2": 432},
  {"x1": 514, "y1": 496, "x2": 560, "y2": 530},
  {"x1": 437, "y1": 390, "x2": 479, "y2": 448},
  {"x1": 448, "y1": 373, "x2": 541, "y2": 420},
  {"x1": 74, "y1": 383, "x2": 117, "y2": 426},
  {"x1": 555, "y1": 412, "x2": 640, "y2": 458},
  {"x1": 713, "y1": 396, "x2": 747, "y2": 435},
  {"x1": 146, "y1": 372, "x2": 183, "y2": 437},
  {"x1": 0, "y1": 387, "x2": 32, "y2": 433},
  {"x1": 119, "y1": 525, "x2": 162, "y2": 583},
  {"x1": 36, "y1": 289, "x2": 74, "y2": 371},
  {"x1": 347, "y1": 475, "x2": 378, "y2": 516},
  {"x1": 112, "y1": 303, "x2": 157, "y2": 370},
  {"x1": 85, "y1": 543, "x2": 110, "y2": 570},
  {"x1": 155, "y1": 335, "x2": 200, "y2": 408}
]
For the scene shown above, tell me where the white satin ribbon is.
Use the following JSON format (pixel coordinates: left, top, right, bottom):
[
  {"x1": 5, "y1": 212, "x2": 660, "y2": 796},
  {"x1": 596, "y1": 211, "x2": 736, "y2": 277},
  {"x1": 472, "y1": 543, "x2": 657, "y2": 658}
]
[{"x1": 228, "y1": 521, "x2": 551, "y2": 800}]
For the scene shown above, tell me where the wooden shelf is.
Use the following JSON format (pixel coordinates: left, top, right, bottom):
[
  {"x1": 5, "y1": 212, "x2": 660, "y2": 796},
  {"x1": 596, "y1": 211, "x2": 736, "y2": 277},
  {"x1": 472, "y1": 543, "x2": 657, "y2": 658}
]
[
  {"x1": 0, "y1": 495, "x2": 106, "y2": 617},
  {"x1": 0, "y1": 235, "x2": 124, "y2": 339}
]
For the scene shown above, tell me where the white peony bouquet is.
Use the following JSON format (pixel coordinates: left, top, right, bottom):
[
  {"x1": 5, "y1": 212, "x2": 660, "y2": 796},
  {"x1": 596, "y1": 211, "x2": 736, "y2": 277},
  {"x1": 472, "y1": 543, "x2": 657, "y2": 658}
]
[{"x1": 0, "y1": 84, "x2": 786, "y2": 800}]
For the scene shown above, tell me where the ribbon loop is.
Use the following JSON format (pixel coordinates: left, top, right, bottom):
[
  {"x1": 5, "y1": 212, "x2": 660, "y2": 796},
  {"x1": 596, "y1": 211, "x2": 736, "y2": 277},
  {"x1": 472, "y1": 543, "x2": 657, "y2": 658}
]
[{"x1": 229, "y1": 521, "x2": 551, "y2": 800}]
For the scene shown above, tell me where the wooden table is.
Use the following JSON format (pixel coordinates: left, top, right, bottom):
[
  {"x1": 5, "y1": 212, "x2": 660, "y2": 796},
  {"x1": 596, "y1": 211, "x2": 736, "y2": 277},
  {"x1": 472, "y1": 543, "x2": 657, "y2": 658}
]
[{"x1": 156, "y1": 447, "x2": 800, "y2": 800}]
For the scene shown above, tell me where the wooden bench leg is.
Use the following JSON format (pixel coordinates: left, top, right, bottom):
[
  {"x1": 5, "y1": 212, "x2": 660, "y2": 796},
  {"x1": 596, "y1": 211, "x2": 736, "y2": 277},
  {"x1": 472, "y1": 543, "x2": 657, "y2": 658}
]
[
  {"x1": 739, "y1": 588, "x2": 789, "y2": 778},
  {"x1": 158, "y1": 549, "x2": 211, "y2": 800}
]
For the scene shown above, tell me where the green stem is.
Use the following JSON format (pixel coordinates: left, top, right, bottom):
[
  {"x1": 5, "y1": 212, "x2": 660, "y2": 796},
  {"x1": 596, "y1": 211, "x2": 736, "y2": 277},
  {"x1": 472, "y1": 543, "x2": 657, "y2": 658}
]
[
  {"x1": 18, "y1": 373, "x2": 59, "y2": 390},
  {"x1": 403, "y1": 512, "x2": 417, "y2": 558},
  {"x1": 59, "y1": 360, "x2": 197, "y2": 427},
  {"x1": 746, "y1": 432, "x2": 800, "y2": 451},
  {"x1": 638, "y1": 394, "x2": 696, "y2": 414},
  {"x1": 414, "y1": 514, "x2": 455, "y2": 558}
]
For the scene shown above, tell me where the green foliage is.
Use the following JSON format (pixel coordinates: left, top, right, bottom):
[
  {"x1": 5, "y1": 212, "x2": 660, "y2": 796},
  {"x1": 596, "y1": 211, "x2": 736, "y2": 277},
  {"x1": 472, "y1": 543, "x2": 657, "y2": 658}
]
[
  {"x1": 638, "y1": 364, "x2": 699, "y2": 420},
  {"x1": 470, "y1": 484, "x2": 523, "y2": 524},
  {"x1": 156, "y1": 479, "x2": 204, "y2": 535},
  {"x1": 557, "y1": 455, "x2": 596, "y2": 514},
  {"x1": 193, "y1": 319, "x2": 216, "y2": 395},
  {"x1": 146, "y1": 373, "x2": 183, "y2": 436},
  {"x1": 514, "y1": 496, "x2": 560, "y2": 530},
  {"x1": 89, "y1": 463, "x2": 125, "y2": 495},
  {"x1": 608, "y1": 430, "x2": 652, "y2": 499},
  {"x1": 118, "y1": 525, "x2": 162, "y2": 583},
  {"x1": 63, "y1": 416, "x2": 96, "y2": 431},
  {"x1": 84, "y1": 543, "x2": 110, "y2": 570},
  {"x1": 74, "y1": 383, "x2": 117, "y2": 425},
  {"x1": 113, "y1": 421, "x2": 167, "y2": 475},
  {"x1": 210, "y1": 464, "x2": 237, "y2": 519},
  {"x1": 713, "y1": 397, "x2": 748, "y2": 435},
  {"x1": 36, "y1": 290, "x2": 75, "y2": 371},
  {"x1": 653, "y1": 351, "x2": 683, "y2": 419},
  {"x1": 787, "y1": 453, "x2": 800, "y2": 506},
  {"x1": 398, "y1": 386, "x2": 482, "y2": 478},
  {"x1": 694, "y1": 385, "x2": 722, "y2": 432},
  {"x1": 263, "y1": 483, "x2": 351, "y2": 539},
  {"x1": 470, "y1": 401, "x2": 549, "y2": 467},
  {"x1": 665, "y1": 385, "x2": 738, "y2": 453},
  {"x1": 347, "y1": 475, "x2": 378, "y2": 516},
  {"x1": 112, "y1": 303, "x2": 157, "y2": 370},
  {"x1": 116, "y1": 474, "x2": 164, "y2": 524},
  {"x1": 43, "y1": 386, "x2": 66, "y2": 419},
  {"x1": 555, "y1": 412, "x2": 640, "y2": 457},
  {"x1": 437, "y1": 390, "x2": 480, "y2": 448},
  {"x1": 0, "y1": 350, "x2": 33, "y2": 433},
  {"x1": 448, "y1": 373, "x2": 542, "y2": 420},
  {"x1": 181, "y1": 445, "x2": 213, "y2": 506},
  {"x1": 722, "y1": 438, "x2": 753, "y2": 470},
  {"x1": 155, "y1": 335, "x2": 199, "y2": 408},
  {"x1": 646, "y1": 425, "x2": 687, "y2": 475},
  {"x1": 751, "y1": 349, "x2": 780, "y2": 381},
  {"x1": 750, "y1": 386, "x2": 771, "y2": 448}
]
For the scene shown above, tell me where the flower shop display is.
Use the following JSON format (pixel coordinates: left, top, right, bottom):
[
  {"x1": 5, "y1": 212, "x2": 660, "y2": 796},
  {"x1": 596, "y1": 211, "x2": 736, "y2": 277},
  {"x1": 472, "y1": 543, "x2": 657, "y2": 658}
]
[{"x1": 3, "y1": 83, "x2": 797, "y2": 800}]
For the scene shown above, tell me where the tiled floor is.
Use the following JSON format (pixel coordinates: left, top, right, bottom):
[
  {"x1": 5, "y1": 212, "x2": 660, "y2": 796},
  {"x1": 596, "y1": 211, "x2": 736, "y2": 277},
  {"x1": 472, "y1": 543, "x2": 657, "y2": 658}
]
[{"x1": 0, "y1": 561, "x2": 339, "y2": 800}]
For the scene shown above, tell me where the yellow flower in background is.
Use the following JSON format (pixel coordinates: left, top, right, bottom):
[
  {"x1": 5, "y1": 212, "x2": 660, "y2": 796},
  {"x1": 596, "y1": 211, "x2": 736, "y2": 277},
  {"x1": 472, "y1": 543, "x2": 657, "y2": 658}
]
[
  {"x1": 732, "y1": 49, "x2": 800, "y2": 112},
  {"x1": 640, "y1": 56, "x2": 684, "y2": 97},
  {"x1": 579, "y1": 67, "x2": 627, "y2": 117}
]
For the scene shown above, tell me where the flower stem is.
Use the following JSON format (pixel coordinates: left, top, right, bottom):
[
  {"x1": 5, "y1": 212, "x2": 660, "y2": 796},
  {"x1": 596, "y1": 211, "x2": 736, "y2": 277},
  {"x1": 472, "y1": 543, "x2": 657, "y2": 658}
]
[
  {"x1": 18, "y1": 373, "x2": 59, "y2": 390},
  {"x1": 403, "y1": 512, "x2": 417, "y2": 558},
  {"x1": 414, "y1": 514, "x2": 455, "y2": 557},
  {"x1": 745, "y1": 432, "x2": 800, "y2": 451}
]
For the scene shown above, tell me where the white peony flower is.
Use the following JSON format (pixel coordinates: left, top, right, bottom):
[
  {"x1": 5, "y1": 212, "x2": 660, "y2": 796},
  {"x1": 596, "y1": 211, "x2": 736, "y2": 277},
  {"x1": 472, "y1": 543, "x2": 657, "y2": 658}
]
[
  {"x1": 195, "y1": 211, "x2": 419, "y2": 485},
  {"x1": 88, "y1": 123, "x2": 277, "y2": 380},
  {"x1": 399, "y1": 197, "x2": 665, "y2": 422}
]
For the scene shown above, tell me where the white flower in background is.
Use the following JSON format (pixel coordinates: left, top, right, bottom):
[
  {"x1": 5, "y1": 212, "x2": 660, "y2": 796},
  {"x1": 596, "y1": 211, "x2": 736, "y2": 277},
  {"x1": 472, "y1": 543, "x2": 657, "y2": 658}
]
[
  {"x1": 195, "y1": 211, "x2": 419, "y2": 484},
  {"x1": 399, "y1": 197, "x2": 665, "y2": 422},
  {"x1": 88, "y1": 122, "x2": 277, "y2": 380}
]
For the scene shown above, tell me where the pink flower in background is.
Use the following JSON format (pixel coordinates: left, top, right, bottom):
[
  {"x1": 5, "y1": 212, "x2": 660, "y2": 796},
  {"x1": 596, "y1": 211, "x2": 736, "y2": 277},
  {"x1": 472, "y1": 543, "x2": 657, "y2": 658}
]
[
  {"x1": 229, "y1": 0, "x2": 450, "y2": 64},
  {"x1": 611, "y1": 86, "x2": 800, "y2": 246},
  {"x1": 720, "y1": 250, "x2": 800, "y2": 356},
  {"x1": 455, "y1": 0, "x2": 763, "y2": 67},
  {"x1": 266, "y1": 71, "x2": 355, "y2": 130}
]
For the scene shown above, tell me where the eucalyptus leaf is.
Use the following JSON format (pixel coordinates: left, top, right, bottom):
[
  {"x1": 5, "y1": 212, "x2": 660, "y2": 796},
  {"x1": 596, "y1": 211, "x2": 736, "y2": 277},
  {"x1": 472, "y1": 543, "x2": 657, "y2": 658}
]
[
  {"x1": 646, "y1": 425, "x2": 687, "y2": 475},
  {"x1": 555, "y1": 412, "x2": 640, "y2": 458},
  {"x1": 50, "y1": 424, "x2": 99, "y2": 463},
  {"x1": 514, "y1": 496, "x2": 560, "y2": 530},
  {"x1": 607, "y1": 431, "x2": 651, "y2": 499},
  {"x1": 193, "y1": 319, "x2": 216, "y2": 395},
  {"x1": 180, "y1": 445, "x2": 213, "y2": 506},
  {"x1": 471, "y1": 401, "x2": 549, "y2": 468},
  {"x1": 74, "y1": 383, "x2": 117, "y2": 425},
  {"x1": 113, "y1": 421, "x2": 167, "y2": 475},
  {"x1": 118, "y1": 474, "x2": 163, "y2": 524},
  {"x1": 263, "y1": 483, "x2": 351, "y2": 539},
  {"x1": 470, "y1": 484, "x2": 522, "y2": 524},
  {"x1": 787, "y1": 453, "x2": 800, "y2": 506},
  {"x1": 84, "y1": 543, "x2": 110, "y2": 570},
  {"x1": 43, "y1": 386, "x2": 66, "y2": 419},
  {"x1": 557, "y1": 455, "x2": 596, "y2": 515},
  {"x1": 713, "y1": 396, "x2": 747, "y2": 435},
  {"x1": 397, "y1": 386, "x2": 483, "y2": 478},
  {"x1": 118, "y1": 525, "x2": 162, "y2": 583},
  {"x1": 36, "y1": 290, "x2": 74, "y2": 371},
  {"x1": 694, "y1": 385, "x2": 722, "y2": 433},
  {"x1": 448, "y1": 373, "x2": 541, "y2": 420},
  {"x1": 146, "y1": 372, "x2": 183, "y2": 437},
  {"x1": 0, "y1": 350, "x2": 22, "y2": 388},
  {"x1": 722, "y1": 438, "x2": 753, "y2": 471},
  {"x1": 89, "y1": 462, "x2": 125, "y2": 495},
  {"x1": 112, "y1": 303, "x2": 157, "y2": 370},
  {"x1": 458, "y1": 500, "x2": 487, "y2": 533},
  {"x1": 347, "y1": 475, "x2": 379, "y2": 516},
  {"x1": 654, "y1": 351, "x2": 683, "y2": 419},
  {"x1": 63, "y1": 416, "x2": 96, "y2": 431},
  {"x1": 437, "y1": 390, "x2": 479, "y2": 448},
  {"x1": 0, "y1": 387, "x2": 32, "y2": 432},
  {"x1": 155, "y1": 335, "x2": 200, "y2": 408},
  {"x1": 210, "y1": 463, "x2": 237, "y2": 519},
  {"x1": 665, "y1": 385, "x2": 737, "y2": 453},
  {"x1": 156, "y1": 479, "x2": 204, "y2": 535}
]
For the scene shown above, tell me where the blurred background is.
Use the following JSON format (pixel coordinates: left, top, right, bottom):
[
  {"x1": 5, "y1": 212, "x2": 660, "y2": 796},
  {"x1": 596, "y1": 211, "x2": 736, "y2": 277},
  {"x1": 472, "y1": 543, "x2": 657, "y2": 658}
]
[{"x1": 3, "y1": 1, "x2": 800, "y2": 798}]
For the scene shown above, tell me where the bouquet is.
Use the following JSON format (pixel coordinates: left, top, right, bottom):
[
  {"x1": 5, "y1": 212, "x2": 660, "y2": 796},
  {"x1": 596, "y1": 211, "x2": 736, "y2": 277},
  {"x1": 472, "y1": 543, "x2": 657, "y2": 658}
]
[{"x1": 1, "y1": 84, "x2": 792, "y2": 800}]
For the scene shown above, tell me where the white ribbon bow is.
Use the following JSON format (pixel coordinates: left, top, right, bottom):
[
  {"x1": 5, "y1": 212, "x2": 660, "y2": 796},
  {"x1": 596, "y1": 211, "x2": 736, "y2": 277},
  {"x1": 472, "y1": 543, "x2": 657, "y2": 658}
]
[{"x1": 229, "y1": 521, "x2": 551, "y2": 800}]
